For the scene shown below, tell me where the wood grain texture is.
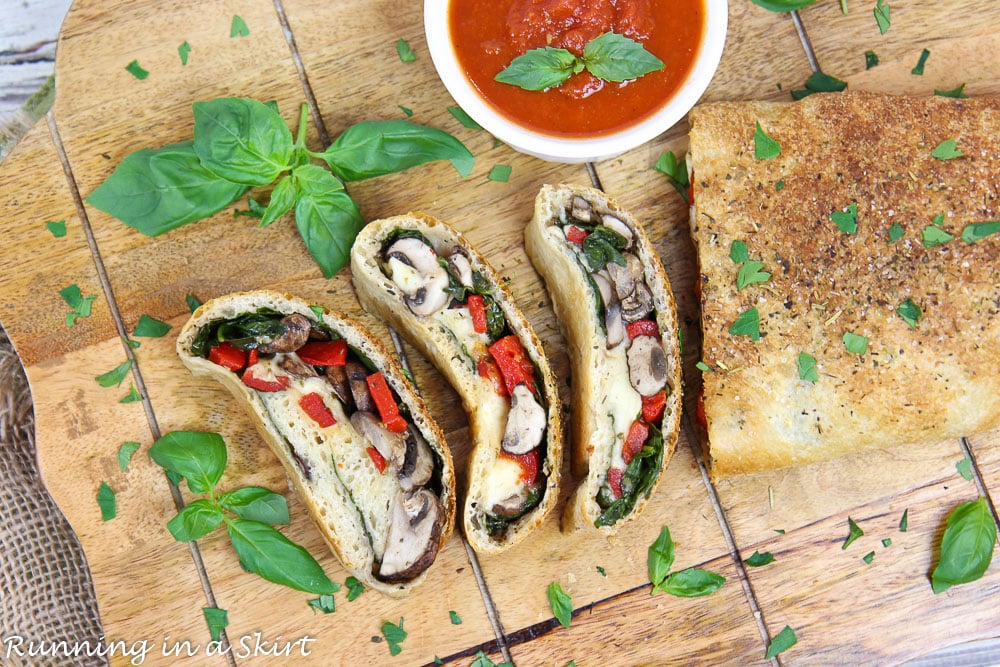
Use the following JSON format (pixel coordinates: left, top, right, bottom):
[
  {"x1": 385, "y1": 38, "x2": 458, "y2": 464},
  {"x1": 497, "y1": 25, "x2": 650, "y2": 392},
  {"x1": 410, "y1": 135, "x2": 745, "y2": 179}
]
[{"x1": 0, "y1": 0, "x2": 997, "y2": 664}]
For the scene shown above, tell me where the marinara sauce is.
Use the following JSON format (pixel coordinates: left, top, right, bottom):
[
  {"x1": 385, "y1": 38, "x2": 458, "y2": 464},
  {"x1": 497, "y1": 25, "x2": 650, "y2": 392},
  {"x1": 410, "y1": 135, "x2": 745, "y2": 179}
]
[{"x1": 448, "y1": 0, "x2": 705, "y2": 137}]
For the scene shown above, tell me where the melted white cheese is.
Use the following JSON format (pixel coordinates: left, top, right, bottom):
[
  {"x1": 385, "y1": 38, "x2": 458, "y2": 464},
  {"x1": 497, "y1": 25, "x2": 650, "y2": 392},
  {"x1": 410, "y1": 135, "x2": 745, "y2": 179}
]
[
  {"x1": 596, "y1": 337, "x2": 643, "y2": 470},
  {"x1": 480, "y1": 454, "x2": 525, "y2": 509},
  {"x1": 386, "y1": 256, "x2": 425, "y2": 296}
]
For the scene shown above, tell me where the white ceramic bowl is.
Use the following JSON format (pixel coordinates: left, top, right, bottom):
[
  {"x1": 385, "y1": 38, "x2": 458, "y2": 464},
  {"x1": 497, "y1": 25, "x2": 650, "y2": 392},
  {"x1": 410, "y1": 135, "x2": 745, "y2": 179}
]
[{"x1": 424, "y1": 0, "x2": 728, "y2": 163}]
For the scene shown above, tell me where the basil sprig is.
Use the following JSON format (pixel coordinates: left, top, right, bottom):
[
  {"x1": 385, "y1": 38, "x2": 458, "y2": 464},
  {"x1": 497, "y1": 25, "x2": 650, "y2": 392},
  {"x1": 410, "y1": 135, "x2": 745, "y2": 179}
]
[
  {"x1": 647, "y1": 525, "x2": 726, "y2": 597},
  {"x1": 931, "y1": 497, "x2": 997, "y2": 594},
  {"x1": 88, "y1": 97, "x2": 473, "y2": 278},
  {"x1": 495, "y1": 32, "x2": 663, "y2": 92},
  {"x1": 149, "y1": 430, "x2": 336, "y2": 595}
]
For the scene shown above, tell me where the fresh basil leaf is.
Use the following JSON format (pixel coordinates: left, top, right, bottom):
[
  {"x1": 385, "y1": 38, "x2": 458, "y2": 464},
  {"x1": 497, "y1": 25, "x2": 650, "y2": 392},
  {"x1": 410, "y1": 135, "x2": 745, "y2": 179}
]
[
  {"x1": 230, "y1": 15, "x2": 250, "y2": 38},
  {"x1": 86, "y1": 141, "x2": 248, "y2": 236},
  {"x1": 167, "y1": 499, "x2": 225, "y2": 541},
  {"x1": 730, "y1": 307, "x2": 760, "y2": 341},
  {"x1": 842, "y1": 516, "x2": 864, "y2": 549},
  {"x1": 797, "y1": 352, "x2": 818, "y2": 383},
  {"x1": 292, "y1": 165, "x2": 364, "y2": 279},
  {"x1": 831, "y1": 202, "x2": 858, "y2": 234},
  {"x1": 178, "y1": 41, "x2": 192, "y2": 66},
  {"x1": 133, "y1": 314, "x2": 171, "y2": 338},
  {"x1": 729, "y1": 240, "x2": 749, "y2": 264},
  {"x1": 60, "y1": 284, "x2": 97, "y2": 326},
  {"x1": 745, "y1": 550, "x2": 775, "y2": 567},
  {"x1": 766, "y1": 625, "x2": 797, "y2": 658},
  {"x1": 888, "y1": 222, "x2": 904, "y2": 243},
  {"x1": 203, "y1": 607, "x2": 228, "y2": 642},
  {"x1": 97, "y1": 481, "x2": 116, "y2": 521},
  {"x1": 546, "y1": 582, "x2": 573, "y2": 628},
  {"x1": 193, "y1": 97, "x2": 293, "y2": 186},
  {"x1": 125, "y1": 60, "x2": 149, "y2": 80},
  {"x1": 260, "y1": 176, "x2": 298, "y2": 227},
  {"x1": 749, "y1": 0, "x2": 817, "y2": 11},
  {"x1": 186, "y1": 294, "x2": 202, "y2": 312},
  {"x1": 582, "y1": 31, "x2": 663, "y2": 83},
  {"x1": 345, "y1": 575, "x2": 364, "y2": 601},
  {"x1": 648, "y1": 525, "x2": 675, "y2": 590},
  {"x1": 874, "y1": 0, "x2": 890, "y2": 35},
  {"x1": 754, "y1": 122, "x2": 781, "y2": 159},
  {"x1": 226, "y1": 518, "x2": 335, "y2": 593},
  {"x1": 911, "y1": 48, "x2": 930, "y2": 75},
  {"x1": 117, "y1": 441, "x2": 141, "y2": 472},
  {"x1": 696, "y1": 361, "x2": 711, "y2": 372},
  {"x1": 381, "y1": 618, "x2": 407, "y2": 656},
  {"x1": 931, "y1": 497, "x2": 997, "y2": 593},
  {"x1": 654, "y1": 151, "x2": 690, "y2": 202},
  {"x1": 895, "y1": 298, "x2": 922, "y2": 329},
  {"x1": 932, "y1": 139, "x2": 963, "y2": 160},
  {"x1": 737, "y1": 260, "x2": 771, "y2": 290},
  {"x1": 900, "y1": 509, "x2": 909, "y2": 532},
  {"x1": 865, "y1": 50, "x2": 879, "y2": 69},
  {"x1": 449, "y1": 610, "x2": 462, "y2": 625},
  {"x1": 960, "y1": 221, "x2": 1000, "y2": 243},
  {"x1": 119, "y1": 384, "x2": 142, "y2": 403},
  {"x1": 323, "y1": 119, "x2": 474, "y2": 181},
  {"x1": 922, "y1": 225, "x2": 954, "y2": 247},
  {"x1": 308, "y1": 594, "x2": 336, "y2": 614},
  {"x1": 956, "y1": 457, "x2": 974, "y2": 481},
  {"x1": 95, "y1": 359, "x2": 133, "y2": 387},
  {"x1": 396, "y1": 38, "x2": 416, "y2": 62},
  {"x1": 496, "y1": 46, "x2": 582, "y2": 90},
  {"x1": 935, "y1": 83, "x2": 968, "y2": 99},
  {"x1": 842, "y1": 332, "x2": 868, "y2": 355},
  {"x1": 448, "y1": 105, "x2": 483, "y2": 130},
  {"x1": 46, "y1": 220, "x2": 67, "y2": 237},
  {"x1": 488, "y1": 164, "x2": 512, "y2": 182},
  {"x1": 790, "y1": 70, "x2": 848, "y2": 99},
  {"x1": 148, "y1": 430, "x2": 227, "y2": 494},
  {"x1": 659, "y1": 568, "x2": 726, "y2": 597},
  {"x1": 219, "y1": 486, "x2": 290, "y2": 525}
]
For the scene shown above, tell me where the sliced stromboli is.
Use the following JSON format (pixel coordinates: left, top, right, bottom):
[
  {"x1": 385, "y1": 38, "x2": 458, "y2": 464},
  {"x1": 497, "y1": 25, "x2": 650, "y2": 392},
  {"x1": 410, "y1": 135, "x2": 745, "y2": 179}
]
[
  {"x1": 351, "y1": 215, "x2": 563, "y2": 555},
  {"x1": 176, "y1": 290, "x2": 456, "y2": 597},
  {"x1": 524, "y1": 184, "x2": 682, "y2": 533}
]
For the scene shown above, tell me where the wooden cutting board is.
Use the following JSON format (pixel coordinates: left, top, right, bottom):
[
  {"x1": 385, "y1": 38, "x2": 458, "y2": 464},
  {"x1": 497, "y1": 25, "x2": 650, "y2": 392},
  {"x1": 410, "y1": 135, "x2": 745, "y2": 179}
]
[{"x1": 1, "y1": 0, "x2": 999, "y2": 664}]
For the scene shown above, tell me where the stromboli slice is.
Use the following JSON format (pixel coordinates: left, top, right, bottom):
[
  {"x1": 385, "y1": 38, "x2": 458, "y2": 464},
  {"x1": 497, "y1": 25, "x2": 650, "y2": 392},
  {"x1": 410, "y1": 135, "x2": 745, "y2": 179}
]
[
  {"x1": 525, "y1": 184, "x2": 682, "y2": 532},
  {"x1": 351, "y1": 215, "x2": 563, "y2": 554},
  {"x1": 176, "y1": 290, "x2": 456, "y2": 597}
]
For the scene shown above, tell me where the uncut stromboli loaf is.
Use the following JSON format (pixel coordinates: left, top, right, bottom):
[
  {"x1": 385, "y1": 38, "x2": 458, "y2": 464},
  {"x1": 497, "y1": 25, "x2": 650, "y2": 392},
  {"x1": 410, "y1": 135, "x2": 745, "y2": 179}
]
[{"x1": 688, "y1": 91, "x2": 1000, "y2": 476}]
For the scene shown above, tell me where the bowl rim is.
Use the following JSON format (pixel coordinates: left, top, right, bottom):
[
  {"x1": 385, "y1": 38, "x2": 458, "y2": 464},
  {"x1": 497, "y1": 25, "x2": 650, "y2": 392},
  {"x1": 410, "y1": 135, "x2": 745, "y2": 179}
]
[{"x1": 424, "y1": 0, "x2": 729, "y2": 163}]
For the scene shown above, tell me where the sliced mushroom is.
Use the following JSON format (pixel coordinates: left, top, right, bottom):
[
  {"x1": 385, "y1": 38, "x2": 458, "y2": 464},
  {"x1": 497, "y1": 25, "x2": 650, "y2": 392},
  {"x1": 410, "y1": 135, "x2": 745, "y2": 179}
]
[
  {"x1": 490, "y1": 477, "x2": 545, "y2": 519},
  {"x1": 592, "y1": 271, "x2": 614, "y2": 308},
  {"x1": 324, "y1": 365, "x2": 355, "y2": 411},
  {"x1": 621, "y1": 282, "x2": 654, "y2": 322},
  {"x1": 627, "y1": 335, "x2": 668, "y2": 396},
  {"x1": 378, "y1": 488, "x2": 444, "y2": 583},
  {"x1": 384, "y1": 237, "x2": 451, "y2": 317},
  {"x1": 501, "y1": 384, "x2": 547, "y2": 455},
  {"x1": 605, "y1": 299, "x2": 626, "y2": 348},
  {"x1": 446, "y1": 248, "x2": 474, "y2": 289},
  {"x1": 258, "y1": 314, "x2": 312, "y2": 353},
  {"x1": 601, "y1": 213, "x2": 633, "y2": 246},
  {"x1": 385, "y1": 237, "x2": 441, "y2": 275},
  {"x1": 279, "y1": 353, "x2": 318, "y2": 379},
  {"x1": 570, "y1": 195, "x2": 594, "y2": 223},
  {"x1": 350, "y1": 411, "x2": 406, "y2": 467},
  {"x1": 405, "y1": 270, "x2": 450, "y2": 317},
  {"x1": 345, "y1": 360, "x2": 376, "y2": 413},
  {"x1": 606, "y1": 257, "x2": 636, "y2": 301},
  {"x1": 397, "y1": 425, "x2": 435, "y2": 491}
]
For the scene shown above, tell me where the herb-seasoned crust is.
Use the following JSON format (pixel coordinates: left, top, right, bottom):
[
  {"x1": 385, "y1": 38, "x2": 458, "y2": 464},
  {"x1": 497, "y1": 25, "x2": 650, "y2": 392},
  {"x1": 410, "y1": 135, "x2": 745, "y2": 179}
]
[{"x1": 689, "y1": 91, "x2": 1000, "y2": 476}]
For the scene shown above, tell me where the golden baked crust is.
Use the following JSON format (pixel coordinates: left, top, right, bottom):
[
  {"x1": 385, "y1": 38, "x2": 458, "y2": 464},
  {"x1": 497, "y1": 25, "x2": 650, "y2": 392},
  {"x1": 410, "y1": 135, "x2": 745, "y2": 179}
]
[
  {"x1": 688, "y1": 91, "x2": 1000, "y2": 476},
  {"x1": 176, "y1": 290, "x2": 456, "y2": 597},
  {"x1": 351, "y1": 215, "x2": 563, "y2": 554}
]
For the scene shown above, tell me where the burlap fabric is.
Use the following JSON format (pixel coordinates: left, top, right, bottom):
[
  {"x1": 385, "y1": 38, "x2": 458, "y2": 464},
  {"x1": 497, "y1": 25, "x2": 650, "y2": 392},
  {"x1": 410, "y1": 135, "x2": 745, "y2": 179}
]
[{"x1": 0, "y1": 326, "x2": 107, "y2": 667}]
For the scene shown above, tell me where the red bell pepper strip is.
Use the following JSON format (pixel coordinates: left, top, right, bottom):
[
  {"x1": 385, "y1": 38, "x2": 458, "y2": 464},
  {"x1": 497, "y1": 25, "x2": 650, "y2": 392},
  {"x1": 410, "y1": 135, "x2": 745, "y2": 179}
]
[
  {"x1": 641, "y1": 390, "x2": 667, "y2": 423},
  {"x1": 499, "y1": 447, "x2": 540, "y2": 484},
  {"x1": 241, "y1": 369, "x2": 289, "y2": 392},
  {"x1": 477, "y1": 356, "x2": 509, "y2": 397},
  {"x1": 488, "y1": 335, "x2": 536, "y2": 396},
  {"x1": 626, "y1": 318, "x2": 659, "y2": 340},
  {"x1": 247, "y1": 348, "x2": 258, "y2": 366},
  {"x1": 366, "y1": 371, "x2": 408, "y2": 433},
  {"x1": 565, "y1": 225, "x2": 588, "y2": 244},
  {"x1": 208, "y1": 342, "x2": 246, "y2": 371},
  {"x1": 295, "y1": 340, "x2": 348, "y2": 367},
  {"x1": 606, "y1": 467, "x2": 623, "y2": 499},
  {"x1": 367, "y1": 446, "x2": 387, "y2": 474},
  {"x1": 622, "y1": 420, "x2": 649, "y2": 465},
  {"x1": 298, "y1": 392, "x2": 337, "y2": 427},
  {"x1": 467, "y1": 294, "x2": 488, "y2": 334}
]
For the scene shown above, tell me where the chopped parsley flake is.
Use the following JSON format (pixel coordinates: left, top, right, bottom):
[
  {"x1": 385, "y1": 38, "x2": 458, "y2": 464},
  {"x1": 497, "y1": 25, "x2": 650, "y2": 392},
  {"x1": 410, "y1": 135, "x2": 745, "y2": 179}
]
[
  {"x1": 961, "y1": 221, "x2": 1000, "y2": 243},
  {"x1": 178, "y1": 41, "x2": 192, "y2": 66},
  {"x1": 865, "y1": 50, "x2": 879, "y2": 69},
  {"x1": 230, "y1": 15, "x2": 250, "y2": 38},
  {"x1": 449, "y1": 610, "x2": 462, "y2": 625},
  {"x1": 831, "y1": 202, "x2": 859, "y2": 234},
  {"x1": 922, "y1": 225, "x2": 954, "y2": 247},
  {"x1": 737, "y1": 260, "x2": 771, "y2": 290},
  {"x1": 895, "y1": 298, "x2": 922, "y2": 329},
  {"x1": 488, "y1": 164, "x2": 512, "y2": 182},
  {"x1": 931, "y1": 139, "x2": 963, "y2": 160},
  {"x1": 396, "y1": 39, "x2": 416, "y2": 62},
  {"x1": 911, "y1": 49, "x2": 930, "y2": 75},
  {"x1": 882, "y1": 538, "x2": 892, "y2": 548},
  {"x1": 956, "y1": 456, "x2": 974, "y2": 481},
  {"x1": 797, "y1": 352, "x2": 818, "y2": 383},
  {"x1": 765, "y1": 626, "x2": 797, "y2": 659},
  {"x1": 887, "y1": 222, "x2": 904, "y2": 243},
  {"x1": 380, "y1": 618, "x2": 406, "y2": 656},
  {"x1": 842, "y1": 332, "x2": 868, "y2": 355},
  {"x1": 863, "y1": 550, "x2": 875, "y2": 564},
  {"x1": 842, "y1": 516, "x2": 864, "y2": 549},
  {"x1": 729, "y1": 240, "x2": 749, "y2": 263},
  {"x1": 448, "y1": 105, "x2": 483, "y2": 130},
  {"x1": 899, "y1": 509, "x2": 909, "y2": 532},
  {"x1": 119, "y1": 384, "x2": 142, "y2": 403},
  {"x1": 117, "y1": 441, "x2": 141, "y2": 472},
  {"x1": 97, "y1": 481, "x2": 116, "y2": 521},
  {"x1": 308, "y1": 594, "x2": 336, "y2": 614},
  {"x1": 125, "y1": 60, "x2": 149, "y2": 80},
  {"x1": 935, "y1": 83, "x2": 968, "y2": 99},
  {"x1": 874, "y1": 0, "x2": 890, "y2": 34},
  {"x1": 745, "y1": 550, "x2": 775, "y2": 567},
  {"x1": 203, "y1": 607, "x2": 229, "y2": 642},
  {"x1": 132, "y1": 314, "x2": 171, "y2": 338},
  {"x1": 730, "y1": 307, "x2": 761, "y2": 341},
  {"x1": 60, "y1": 284, "x2": 97, "y2": 326},
  {"x1": 46, "y1": 220, "x2": 67, "y2": 237},
  {"x1": 754, "y1": 122, "x2": 781, "y2": 160},
  {"x1": 95, "y1": 360, "x2": 133, "y2": 388}
]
